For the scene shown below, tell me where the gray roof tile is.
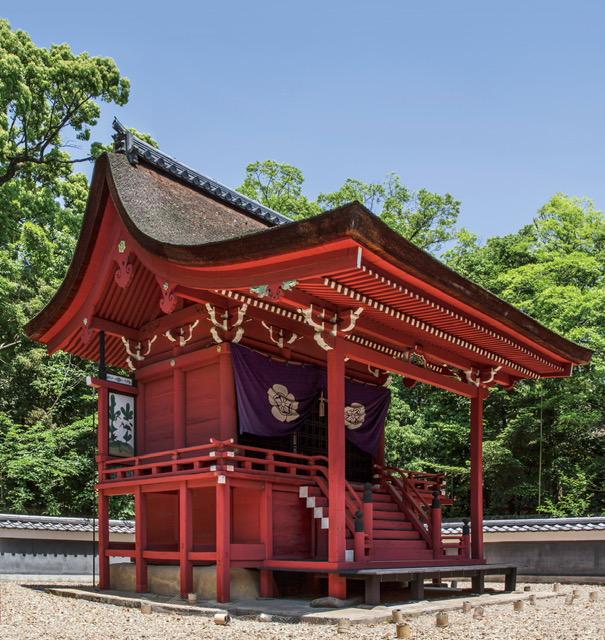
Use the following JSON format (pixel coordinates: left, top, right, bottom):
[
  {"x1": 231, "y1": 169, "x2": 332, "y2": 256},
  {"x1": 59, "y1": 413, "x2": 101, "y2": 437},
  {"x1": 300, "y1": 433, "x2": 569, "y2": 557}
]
[
  {"x1": 443, "y1": 516, "x2": 605, "y2": 534},
  {"x1": 112, "y1": 118, "x2": 291, "y2": 227},
  {"x1": 0, "y1": 514, "x2": 134, "y2": 535},
  {"x1": 3, "y1": 513, "x2": 604, "y2": 536}
]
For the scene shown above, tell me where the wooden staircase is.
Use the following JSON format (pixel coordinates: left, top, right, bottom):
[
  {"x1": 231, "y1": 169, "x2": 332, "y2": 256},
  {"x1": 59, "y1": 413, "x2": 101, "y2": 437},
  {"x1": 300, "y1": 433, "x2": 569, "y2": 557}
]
[
  {"x1": 352, "y1": 482, "x2": 433, "y2": 561},
  {"x1": 298, "y1": 480, "x2": 434, "y2": 562}
]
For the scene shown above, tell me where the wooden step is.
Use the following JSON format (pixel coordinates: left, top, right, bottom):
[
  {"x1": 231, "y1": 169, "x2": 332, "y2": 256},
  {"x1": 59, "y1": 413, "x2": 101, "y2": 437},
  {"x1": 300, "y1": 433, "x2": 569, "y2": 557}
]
[
  {"x1": 373, "y1": 539, "x2": 428, "y2": 550},
  {"x1": 372, "y1": 547, "x2": 434, "y2": 561},
  {"x1": 298, "y1": 486, "x2": 321, "y2": 498},
  {"x1": 372, "y1": 518, "x2": 413, "y2": 530},
  {"x1": 305, "y1": 496, "x2": 328, "y2": 509},
  {"x1": 372, "y1": 510, "x2": 409, "y2": 521},
  {"x1": 372, "y1": 501, "x2": 400, "y2": 512},
  {"x1": 368, "y1": 493, "x2": 393, "y2": 503},
  {"x1": 373, "y1": 529, "x2": 422, "y2": 541}
]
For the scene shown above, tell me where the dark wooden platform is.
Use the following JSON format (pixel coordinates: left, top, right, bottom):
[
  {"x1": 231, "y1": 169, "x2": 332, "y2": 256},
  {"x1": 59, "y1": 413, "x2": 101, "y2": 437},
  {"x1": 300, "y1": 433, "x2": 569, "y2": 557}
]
[{"x1": 339, "y1": 563, "x2": 517, "y2": 605}]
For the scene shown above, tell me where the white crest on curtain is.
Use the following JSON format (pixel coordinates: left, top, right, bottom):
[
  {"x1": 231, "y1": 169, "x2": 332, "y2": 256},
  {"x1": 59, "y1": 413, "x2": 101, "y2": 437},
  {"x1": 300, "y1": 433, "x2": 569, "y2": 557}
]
[
  {"x1": 267, "y1": 384, "x2": 300, "y2": 422},
  {"x1": 344, "y1": 402, "x2": 366, "y2": 430}
]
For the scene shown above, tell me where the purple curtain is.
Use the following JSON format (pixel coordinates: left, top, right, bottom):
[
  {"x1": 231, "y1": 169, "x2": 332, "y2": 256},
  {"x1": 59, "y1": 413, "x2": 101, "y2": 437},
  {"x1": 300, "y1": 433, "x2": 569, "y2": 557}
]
[
  {"x1": 344, "y1": 378, "x2": 391, "y2": 456},
  {"x1": 231, "y1": 344, "x2": 390, "y2": 455},
  {"x1": 231, "y1": 344, "x2": 322, "y2": 437}
]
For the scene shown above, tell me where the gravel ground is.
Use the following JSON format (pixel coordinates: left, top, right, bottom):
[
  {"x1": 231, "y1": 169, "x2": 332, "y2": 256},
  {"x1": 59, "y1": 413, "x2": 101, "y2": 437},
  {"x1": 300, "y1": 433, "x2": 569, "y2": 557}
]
[{"x1": 0, "y1": 581, "x2": 604, "y2": 640}]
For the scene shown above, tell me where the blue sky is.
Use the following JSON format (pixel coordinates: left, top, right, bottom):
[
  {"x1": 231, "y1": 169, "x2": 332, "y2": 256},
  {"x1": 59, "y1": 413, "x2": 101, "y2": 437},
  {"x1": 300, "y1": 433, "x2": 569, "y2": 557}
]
[{"x1": 5, "y1": 1, "x2": 605, "y2": 239}]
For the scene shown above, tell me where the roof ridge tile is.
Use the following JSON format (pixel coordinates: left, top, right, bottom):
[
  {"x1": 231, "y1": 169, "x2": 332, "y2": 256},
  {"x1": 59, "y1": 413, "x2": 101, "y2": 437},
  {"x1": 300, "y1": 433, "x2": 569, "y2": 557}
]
[{"x1": 112, "y1": 118, "x2": 291, "y2": 227}]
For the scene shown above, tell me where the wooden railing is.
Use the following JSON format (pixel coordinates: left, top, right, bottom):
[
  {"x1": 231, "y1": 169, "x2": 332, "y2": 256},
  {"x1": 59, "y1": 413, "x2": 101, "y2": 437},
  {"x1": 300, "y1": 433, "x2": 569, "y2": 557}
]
[
  {"x1": 375, "y1": 464, "x2": 433, "y2": 546},
  {"x1": 100, "y1": 441, "x2": 221, "y2": 482},
  {"x1": 100, "y1": 439, "x2": 371, "y2": 549}
]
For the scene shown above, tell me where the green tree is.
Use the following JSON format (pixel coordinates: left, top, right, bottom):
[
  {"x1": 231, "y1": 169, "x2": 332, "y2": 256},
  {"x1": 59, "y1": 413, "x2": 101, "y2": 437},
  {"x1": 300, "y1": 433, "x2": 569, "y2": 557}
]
[
  {"x1": 239, "y1": 161, "x2": 460, "y2": 252},
  {"x1": 0, "y1": 21, "x2": 134, "y2": 517},
  {"x1": 0, "y1": 19, "x2": 129, "y2": 187},
  {"x1": 238, "y1": 160, "x2": 321, "y2": 219},
  {"x1": 318, "y1": 174, "x2": 460, "y2": 251},
  {"x1": 385, "y1": 194, "x2": 605, "y2": 517}
]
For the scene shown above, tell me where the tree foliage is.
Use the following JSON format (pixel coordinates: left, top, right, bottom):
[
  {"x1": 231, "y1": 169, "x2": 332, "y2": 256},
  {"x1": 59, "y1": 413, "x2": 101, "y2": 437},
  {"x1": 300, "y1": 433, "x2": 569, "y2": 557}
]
[
  {"x1": 384, "y1": 194, "x2": 605, "y2": 517},
  {"x1": 239, "y1": 161, "x2": 460, "y2": 251},
  {"x1": 0, "y1": 21, "x2": 132, "y2": 517},
  {"x1": 0, "y1": 19, "x2": 129, "y2": 187}
]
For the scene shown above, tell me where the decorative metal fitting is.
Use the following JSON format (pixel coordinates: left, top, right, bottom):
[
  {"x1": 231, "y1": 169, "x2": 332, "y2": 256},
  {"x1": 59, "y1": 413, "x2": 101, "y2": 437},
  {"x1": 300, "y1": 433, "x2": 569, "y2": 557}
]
[
  {"x1": 431, "y1": 489, "x2": 441, "y2": 509},
  {"x1": 354, "y1": 510, "x2": 364, "y2": 533}
]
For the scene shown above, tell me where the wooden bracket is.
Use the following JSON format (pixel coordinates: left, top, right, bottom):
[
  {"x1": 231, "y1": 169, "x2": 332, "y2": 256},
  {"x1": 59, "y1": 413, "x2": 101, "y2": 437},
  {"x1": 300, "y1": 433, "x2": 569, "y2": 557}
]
[
  {"x1": 122, "y1": 335, "x2": 157, "y2": 371},
  {"x1": 261, "y1": 321, "x2": 301, "y2": 349},
  {"x1": 206, "y1": 303, "x2": 248, "y2": 344},
  {"x1": 165, "y1": 319, "x2": 200, "y2": 348}
]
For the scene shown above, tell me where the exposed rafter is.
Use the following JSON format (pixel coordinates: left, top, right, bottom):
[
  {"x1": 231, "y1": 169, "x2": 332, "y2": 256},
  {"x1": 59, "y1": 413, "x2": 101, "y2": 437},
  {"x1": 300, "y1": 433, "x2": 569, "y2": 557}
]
[
  {"x1": 357, "y1": 264, "x2": 563, "y2": 372},
  {"x1": 323, "y1": 276, "x2": 542, "y2": 379}
]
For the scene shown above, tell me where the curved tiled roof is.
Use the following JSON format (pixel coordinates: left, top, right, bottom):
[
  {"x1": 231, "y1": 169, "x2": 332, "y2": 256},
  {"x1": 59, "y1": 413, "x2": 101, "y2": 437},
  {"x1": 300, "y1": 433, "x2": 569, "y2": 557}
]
[
  {"x1": 443, "y1": 517, "x2": 605, "y2": 534},
  {"x1": 0, "y1": 513, "x2": 134, "y2": 535},
  {"x1": 3, "y1": 513, "x2": 604, "y2": 535}
]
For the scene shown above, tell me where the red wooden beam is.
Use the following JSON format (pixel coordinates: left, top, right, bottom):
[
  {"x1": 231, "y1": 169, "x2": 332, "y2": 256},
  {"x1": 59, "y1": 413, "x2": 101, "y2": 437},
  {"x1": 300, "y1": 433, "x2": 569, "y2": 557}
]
[
  {"x1": 136, "y1": 241, "x2": 360, "y2": 290},
  {"x1": 344, "y1": 340, "x2": 479, "y2": 398},
  {"x1": 90, "y1": 317, "x2": 140, "y2": 341},
  {"x1": 138, "y1": 302, "x2": 209, "y2": 340}
]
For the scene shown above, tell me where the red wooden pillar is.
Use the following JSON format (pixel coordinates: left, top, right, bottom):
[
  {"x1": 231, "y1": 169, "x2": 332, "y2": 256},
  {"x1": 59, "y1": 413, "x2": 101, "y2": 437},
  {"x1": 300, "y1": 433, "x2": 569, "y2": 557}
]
[
  {"x1": 259, "y1": 482, "x2": 275, "y2": 597},
  {"x1": 98, "y1": 489, "x2": 110, "y2": 590},
  {"x1": 97, "y1": 385, "x2": 109, "y2": 460},
  {"x1": 216, "y1": 477, "x2": 231, "y2": 602},
  {"x1": 470, "y1": 392, "x2": 485, "y2": 560},
  {"x1": 137, "y1": 383, "x2": 146, "y2": 455},
  {"x1": 218, "y1": 344, "x2": 237, "y2": 441},
  {"x1": 430, "y1": 491, "x2": 443, "y2": 559},
  {"x1": 97, "y1": 381, "x2": 110, "y2": 590},
  {"x1": 135, "y1": 487, "x2": 148, "y2": 592},
  {"x1": 174, "y1": 367, "x2": 186, "y2": 449},
  {"x1": 327, "y1": 339, "x2": 347, "y2": 599},
  {"x1": 179, "y1": 483, "x2": 193, "y2": 597}
]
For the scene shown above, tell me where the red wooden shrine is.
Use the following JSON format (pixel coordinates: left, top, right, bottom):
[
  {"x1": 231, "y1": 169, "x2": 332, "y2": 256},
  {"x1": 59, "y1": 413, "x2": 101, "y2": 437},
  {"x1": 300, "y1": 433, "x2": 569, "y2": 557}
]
[{"x1": 26, "y1": 121, "x2": 592, "y2": 602}]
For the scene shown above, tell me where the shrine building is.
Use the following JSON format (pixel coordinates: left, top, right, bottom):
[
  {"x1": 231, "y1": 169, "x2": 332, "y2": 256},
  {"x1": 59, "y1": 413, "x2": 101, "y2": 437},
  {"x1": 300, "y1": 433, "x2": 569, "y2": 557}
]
[{"x1": 25, "y1": 120, "x2": 592, "y2": 604}]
